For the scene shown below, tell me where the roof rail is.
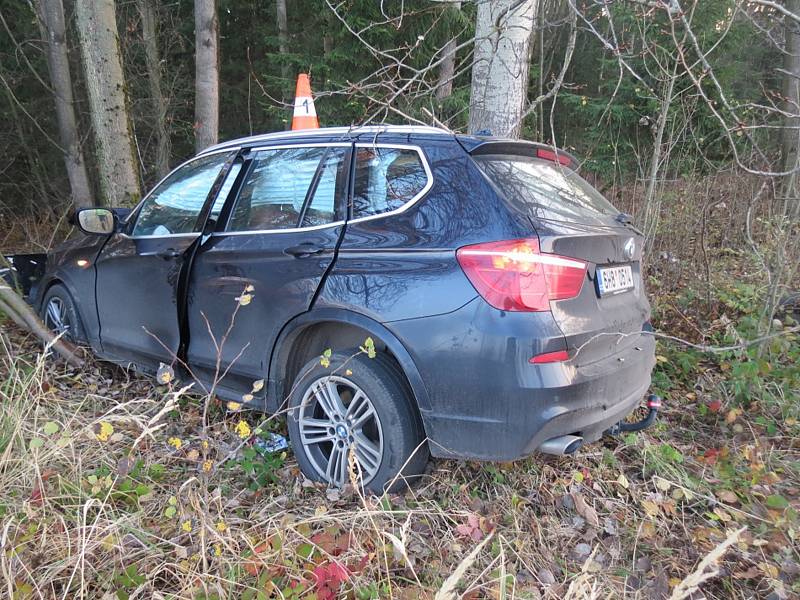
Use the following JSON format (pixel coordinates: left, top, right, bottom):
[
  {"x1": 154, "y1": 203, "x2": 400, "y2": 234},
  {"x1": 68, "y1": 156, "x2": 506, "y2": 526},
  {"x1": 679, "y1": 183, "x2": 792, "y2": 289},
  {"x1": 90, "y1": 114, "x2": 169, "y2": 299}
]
[{"x1": 200, "y1": 124, "x2": 452, "y2": 154}]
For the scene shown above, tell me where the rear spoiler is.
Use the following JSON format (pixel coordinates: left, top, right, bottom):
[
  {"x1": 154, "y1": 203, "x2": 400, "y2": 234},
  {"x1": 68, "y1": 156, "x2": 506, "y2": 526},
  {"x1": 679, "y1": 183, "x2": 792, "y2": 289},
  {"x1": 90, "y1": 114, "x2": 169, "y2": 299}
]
[
  {"x1": 461, "y1": 138, "x2": 579, "y2": 170},
  {"x1": 1, "y1": 254, "x2": 47, "y2": 300}
]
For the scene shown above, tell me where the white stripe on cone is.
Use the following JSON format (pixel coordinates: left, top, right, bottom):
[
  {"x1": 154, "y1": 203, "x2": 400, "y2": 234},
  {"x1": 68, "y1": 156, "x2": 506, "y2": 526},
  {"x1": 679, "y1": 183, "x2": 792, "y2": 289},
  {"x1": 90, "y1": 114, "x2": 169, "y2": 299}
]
[{"x1": 294, "y1": 96, "x2": 317, "y2": 117}]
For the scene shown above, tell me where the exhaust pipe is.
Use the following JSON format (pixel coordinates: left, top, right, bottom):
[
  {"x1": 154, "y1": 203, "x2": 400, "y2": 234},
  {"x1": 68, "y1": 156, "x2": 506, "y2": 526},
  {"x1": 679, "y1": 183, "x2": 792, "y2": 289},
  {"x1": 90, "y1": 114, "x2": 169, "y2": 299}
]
[{"x1": 538, "y1": 434, "x2": 583, "y2": 455}]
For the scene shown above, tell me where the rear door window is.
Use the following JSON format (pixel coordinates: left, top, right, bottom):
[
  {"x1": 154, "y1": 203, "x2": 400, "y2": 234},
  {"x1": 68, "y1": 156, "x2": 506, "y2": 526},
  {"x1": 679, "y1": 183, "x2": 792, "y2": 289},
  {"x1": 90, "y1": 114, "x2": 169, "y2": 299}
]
[
  {"x1": 227, "y1": 146, "x2": 348, "y2": 231},
  {"x1": 352, "y1": 146, "x2": 429, "y2": 219},
  {"x1": 474, "y1": 155, "x2": 619, "y2": 224}
]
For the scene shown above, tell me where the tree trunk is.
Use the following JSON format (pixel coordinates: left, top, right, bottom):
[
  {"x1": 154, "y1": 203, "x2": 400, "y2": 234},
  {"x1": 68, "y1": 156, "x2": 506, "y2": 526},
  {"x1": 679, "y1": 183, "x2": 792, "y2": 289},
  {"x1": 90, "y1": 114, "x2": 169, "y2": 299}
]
[
  {"x1": 138, "y1": 0, "x2": 171, "y2": 179},
  {"x1": 468, "y1": 0, "x2": 537, "y2": 138},
  {"x1": 276, "y1": 0, "x2": 291, "y2": 96},
  {"x1": 195, "y1": 0, "x2": 219, "y2": 152},
  {"x1": 435, "y1": 1, "x2": 461, "y2": 102},
  {"x1": 641, "y1": 64, "x2": 678, "y2": 257},
  {"x1": 74, "y1": 0, "x2": 141, "y2": 206},
  {"x1": 36, "y1": 0, "x2": 93, "y2": 208},
  {"x1": 323, "y1": 8, "x2": 335, "y2": 56},
  {"x1": 782, "y1": 0, "x2": 800, "y2": 217}
]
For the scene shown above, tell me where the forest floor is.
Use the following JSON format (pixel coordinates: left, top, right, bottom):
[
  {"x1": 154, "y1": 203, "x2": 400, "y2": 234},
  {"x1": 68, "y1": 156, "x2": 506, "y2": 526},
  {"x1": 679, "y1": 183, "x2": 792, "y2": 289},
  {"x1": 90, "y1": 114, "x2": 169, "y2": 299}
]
[{"x1": 0, "y1": 251, "x2": 799, "y2": 600}]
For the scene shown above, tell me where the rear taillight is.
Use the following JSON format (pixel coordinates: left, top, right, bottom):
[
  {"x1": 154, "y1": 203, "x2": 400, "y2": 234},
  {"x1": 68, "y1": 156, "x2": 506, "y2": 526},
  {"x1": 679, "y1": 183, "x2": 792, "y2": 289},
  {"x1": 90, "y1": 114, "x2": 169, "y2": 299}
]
[{"x1": 456, "y1": 238, "x2": 587, "y2": 312}]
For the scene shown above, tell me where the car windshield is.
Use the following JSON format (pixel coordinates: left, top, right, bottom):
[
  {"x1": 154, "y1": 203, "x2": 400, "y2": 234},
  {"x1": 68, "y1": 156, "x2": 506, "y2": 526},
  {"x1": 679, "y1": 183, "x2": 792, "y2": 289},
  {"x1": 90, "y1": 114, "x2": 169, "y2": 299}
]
[{"x1": 474, "y1": 155, "x2": 619, "y2": 225}]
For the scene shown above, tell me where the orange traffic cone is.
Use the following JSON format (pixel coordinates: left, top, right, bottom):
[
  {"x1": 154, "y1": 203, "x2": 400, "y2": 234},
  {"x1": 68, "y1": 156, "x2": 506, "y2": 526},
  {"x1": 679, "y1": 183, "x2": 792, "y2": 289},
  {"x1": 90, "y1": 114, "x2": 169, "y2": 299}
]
[{"x1": 291, "y1": 73, "x2": 319, "y2": 130}]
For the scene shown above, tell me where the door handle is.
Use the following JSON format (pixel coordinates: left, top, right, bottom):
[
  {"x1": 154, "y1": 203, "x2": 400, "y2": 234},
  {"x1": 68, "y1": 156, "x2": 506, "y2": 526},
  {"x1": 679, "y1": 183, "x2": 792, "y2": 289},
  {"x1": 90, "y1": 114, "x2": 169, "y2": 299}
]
[
  {"x1": 284, "y1": 243, "x2": 327, "y2": 258},
  {"x1": 155, "y1": 248, "x2": 182, "y2": 260}
]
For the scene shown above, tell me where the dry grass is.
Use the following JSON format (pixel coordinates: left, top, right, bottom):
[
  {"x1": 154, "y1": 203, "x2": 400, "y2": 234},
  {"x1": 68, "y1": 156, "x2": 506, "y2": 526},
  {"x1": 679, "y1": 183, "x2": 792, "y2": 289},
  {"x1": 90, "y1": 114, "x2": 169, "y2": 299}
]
[{"x1": 0, "y1": 311, "x2": 798, "y2": 600}]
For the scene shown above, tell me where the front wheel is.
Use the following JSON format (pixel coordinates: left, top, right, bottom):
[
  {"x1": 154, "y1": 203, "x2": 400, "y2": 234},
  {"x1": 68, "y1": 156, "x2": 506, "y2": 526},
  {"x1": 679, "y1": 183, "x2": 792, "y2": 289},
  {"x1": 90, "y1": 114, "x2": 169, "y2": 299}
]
[
  {"x1": 41, "y1": 284, "x2": 85, "y2": 343},
  {"x1": 286, "y1": 351, "x2": 428, "y2": 493}
]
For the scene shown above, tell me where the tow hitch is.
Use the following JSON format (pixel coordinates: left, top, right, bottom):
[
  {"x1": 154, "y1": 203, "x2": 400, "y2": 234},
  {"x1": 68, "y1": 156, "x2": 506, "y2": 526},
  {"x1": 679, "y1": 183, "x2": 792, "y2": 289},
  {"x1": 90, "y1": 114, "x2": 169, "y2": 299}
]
[{"x1": 607, "y1": 394, "x2": 661, "y2": 436}]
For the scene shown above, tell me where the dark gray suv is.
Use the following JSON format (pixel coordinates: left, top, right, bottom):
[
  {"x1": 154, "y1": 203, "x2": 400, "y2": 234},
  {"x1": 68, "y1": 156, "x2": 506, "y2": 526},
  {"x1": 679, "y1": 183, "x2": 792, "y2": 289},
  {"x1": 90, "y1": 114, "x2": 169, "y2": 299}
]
[{"x1": 16, "y1": 125, "x2": 656, "y2": 492}]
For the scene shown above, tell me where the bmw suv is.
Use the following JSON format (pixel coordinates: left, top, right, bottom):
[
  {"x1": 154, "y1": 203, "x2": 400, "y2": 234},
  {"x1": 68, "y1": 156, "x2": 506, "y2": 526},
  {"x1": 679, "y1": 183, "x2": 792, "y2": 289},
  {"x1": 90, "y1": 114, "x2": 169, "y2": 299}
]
[{"x1": 25, "y1": 125, "x2": 656, "y2": 492}]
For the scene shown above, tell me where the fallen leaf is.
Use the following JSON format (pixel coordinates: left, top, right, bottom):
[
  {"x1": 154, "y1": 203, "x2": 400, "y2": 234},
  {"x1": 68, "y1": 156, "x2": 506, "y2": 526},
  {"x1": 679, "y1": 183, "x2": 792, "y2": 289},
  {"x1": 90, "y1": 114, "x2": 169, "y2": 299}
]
[
  {"x1": 758, "y1": 562, "x2": 779, "y2": 579},
  {"x1": 655, "y1": 477, "x2": 671, "y2": 491},
  {"x1": 95, "y1": 421, "x2": 114, "y2": 442},
  {"x1": 726, "y1": 408, "x2": 742, "y2": 424},
  {"x1": 29, "y1": 484, "x2": 43, "y2": 506},
  {"x1": 641, "y1": 500, "x2": 660, "y2": 517},
  {"x1": 156, "y1": 363, "x2": 174, "y2": 385},
  {"x1": 572, "y1": 493, "x2": 600, "y2": 527},
  {"x1": 456, "y1": 514, "x2": 485, "y2": 541},
  {"x1": 311, "y1": 561, "x2": 349, "y2": 600}
]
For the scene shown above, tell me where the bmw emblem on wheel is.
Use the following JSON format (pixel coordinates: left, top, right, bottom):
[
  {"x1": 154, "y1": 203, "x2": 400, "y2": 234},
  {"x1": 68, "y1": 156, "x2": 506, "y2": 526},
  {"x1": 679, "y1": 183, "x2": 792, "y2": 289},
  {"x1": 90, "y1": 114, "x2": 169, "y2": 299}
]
[{"x1": 624, "y1": 237, "x2": 636, "y2": 260}]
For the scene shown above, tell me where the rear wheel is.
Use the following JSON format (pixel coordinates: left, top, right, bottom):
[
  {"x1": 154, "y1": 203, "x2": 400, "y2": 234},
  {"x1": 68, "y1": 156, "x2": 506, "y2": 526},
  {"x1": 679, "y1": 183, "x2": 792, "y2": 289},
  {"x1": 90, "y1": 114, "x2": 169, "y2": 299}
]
[
  {"x1": 286, "y1": 351, "x2": 428, "y2": 493},
  {"x1": 41, "y1": 284, "x2": 85, "y2": 343}
]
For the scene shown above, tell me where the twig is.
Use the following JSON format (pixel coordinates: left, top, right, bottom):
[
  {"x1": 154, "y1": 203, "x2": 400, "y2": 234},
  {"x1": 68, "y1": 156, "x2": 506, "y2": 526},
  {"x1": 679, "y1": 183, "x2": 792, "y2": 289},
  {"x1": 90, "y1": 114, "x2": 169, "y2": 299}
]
[{"x1": 669, "y1": 527, "x2": 745, "y2": 600}]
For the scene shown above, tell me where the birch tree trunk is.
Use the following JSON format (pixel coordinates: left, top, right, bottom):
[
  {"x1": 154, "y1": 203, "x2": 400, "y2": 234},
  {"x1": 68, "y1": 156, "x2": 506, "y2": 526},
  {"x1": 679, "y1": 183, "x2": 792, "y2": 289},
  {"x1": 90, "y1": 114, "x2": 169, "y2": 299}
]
[
  {"x1": 782, "y1": 0, "x2": 800, "y2": 217},
  {"x1": 37, "y1": 0, "x2": 93, "y2": 208},
  {"x1": 435, "y1": 1, "x2": 461, "y2": 101},
  {"x1": 468, "y1": 0, "x2": 537, "y2": 138},
  {"x1": 194, "y1": 0, "x2": 219, "y2": 152},
  {"x1": 74, "y1": 0, "x2": 141, "y2": 206},
  {"x1": 276, "y1": 0, "x2": 291, "y2": 88},
  {"x1": 139, "y1": 0, "x2": 171, "y2": 179}
]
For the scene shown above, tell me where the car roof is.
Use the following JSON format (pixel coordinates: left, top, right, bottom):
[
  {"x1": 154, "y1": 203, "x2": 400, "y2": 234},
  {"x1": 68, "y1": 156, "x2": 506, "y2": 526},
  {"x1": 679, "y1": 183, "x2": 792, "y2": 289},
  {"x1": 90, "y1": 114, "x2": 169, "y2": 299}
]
[
  {"x1": 199, "y1": 124, "x2": 578, "y2": 168},
  {"x1": 199, "y1": 124, "x2": 455, "y2": 154}
]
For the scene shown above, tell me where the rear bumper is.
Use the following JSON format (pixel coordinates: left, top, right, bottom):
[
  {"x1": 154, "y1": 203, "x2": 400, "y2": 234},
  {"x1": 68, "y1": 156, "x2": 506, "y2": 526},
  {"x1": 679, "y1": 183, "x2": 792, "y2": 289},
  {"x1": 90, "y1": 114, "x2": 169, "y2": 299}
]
[{"x1": 386, "y1": 298, "x2": 656, "y2": 461}]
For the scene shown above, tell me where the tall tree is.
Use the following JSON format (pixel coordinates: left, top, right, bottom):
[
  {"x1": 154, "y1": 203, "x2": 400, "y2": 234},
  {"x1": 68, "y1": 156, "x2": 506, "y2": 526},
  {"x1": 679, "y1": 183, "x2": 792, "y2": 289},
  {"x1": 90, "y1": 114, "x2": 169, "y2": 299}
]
[
  {"x1": 468, "y1": 0, "x2": 537, "y2": 138},
  {"x1": 782, "y1": 0, "x2": 800, "y2": 215},
  {"x1": 435, "y1": 1, "x2": 461, "y2": 101},
  {"x1": 138, "y1": 0, "x2": 171, "y2": 179},
  {"x1": 74, "y1": 0, "x2": 141, "y2": 205},
  {"x1": 36, "y1": 0, "x2": 93, "y2": 208},
  {"x1": 276, "y1": 0, "x2": 290, "y2": 89},
  {"x1": 194, "y1": 0, "x2": 219, "y2": 151}
]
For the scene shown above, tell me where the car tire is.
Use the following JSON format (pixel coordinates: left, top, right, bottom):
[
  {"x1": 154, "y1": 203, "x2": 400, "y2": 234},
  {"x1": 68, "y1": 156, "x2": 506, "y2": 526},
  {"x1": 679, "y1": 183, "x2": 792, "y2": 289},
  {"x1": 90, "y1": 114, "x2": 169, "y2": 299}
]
[
  {"x1": 41, "y1": 284, "x2": 85, "y2": 344},
  {"x1": 286, "y1": 350, "x2": 428, "y2": 493}
]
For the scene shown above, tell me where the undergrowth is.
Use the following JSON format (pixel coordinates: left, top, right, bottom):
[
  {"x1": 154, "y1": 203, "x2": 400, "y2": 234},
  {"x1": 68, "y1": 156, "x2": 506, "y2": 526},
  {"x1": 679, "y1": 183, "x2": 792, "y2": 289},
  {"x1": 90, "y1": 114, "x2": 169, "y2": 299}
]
[{"x1": 0, "y1": 254, "x2": 798, "y2": 599}]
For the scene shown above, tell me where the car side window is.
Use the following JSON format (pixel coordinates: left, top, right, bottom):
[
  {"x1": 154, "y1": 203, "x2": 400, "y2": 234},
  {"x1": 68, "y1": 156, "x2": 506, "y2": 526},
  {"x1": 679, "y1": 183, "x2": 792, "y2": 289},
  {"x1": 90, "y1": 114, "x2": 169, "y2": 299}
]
[
  {"x1": 352, "y1": 147, "x2": 429, "y2": 219},
  {"x1": 228, "y1": 146, "x2": 347, "y2": 231},
  {"x1": 132, "y1": 153, "x2": 230, "y2": 237}
]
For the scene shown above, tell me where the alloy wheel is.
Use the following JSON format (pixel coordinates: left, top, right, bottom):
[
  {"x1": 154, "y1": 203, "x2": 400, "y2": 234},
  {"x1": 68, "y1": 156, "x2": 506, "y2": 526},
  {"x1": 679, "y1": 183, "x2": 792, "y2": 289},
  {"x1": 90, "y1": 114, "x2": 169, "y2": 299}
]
[
  {"x1": 297, "y1": 375, "x2": 384, "y2": 487},
  {"x1": 44, "y1": 297, "x2": 70, "y2": 337}
]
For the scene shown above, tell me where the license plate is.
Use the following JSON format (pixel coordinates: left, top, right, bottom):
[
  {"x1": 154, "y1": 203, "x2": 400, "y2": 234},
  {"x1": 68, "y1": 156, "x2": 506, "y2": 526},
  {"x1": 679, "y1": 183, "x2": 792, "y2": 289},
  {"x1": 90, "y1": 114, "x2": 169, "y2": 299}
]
[{"x1": 596, "y1": 265, "x2": 634, "y2": 296}]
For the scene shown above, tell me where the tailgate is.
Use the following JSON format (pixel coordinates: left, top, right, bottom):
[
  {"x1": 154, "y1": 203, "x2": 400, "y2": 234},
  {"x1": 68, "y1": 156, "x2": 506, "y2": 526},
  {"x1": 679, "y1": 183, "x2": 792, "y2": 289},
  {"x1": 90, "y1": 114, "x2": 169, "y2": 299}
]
[
  {"x1": 472, "y1": 151, "x2": 651, "y2": 367},
  {"x1": 535, "y1": 220, "x2": 650, "y2": 366}
]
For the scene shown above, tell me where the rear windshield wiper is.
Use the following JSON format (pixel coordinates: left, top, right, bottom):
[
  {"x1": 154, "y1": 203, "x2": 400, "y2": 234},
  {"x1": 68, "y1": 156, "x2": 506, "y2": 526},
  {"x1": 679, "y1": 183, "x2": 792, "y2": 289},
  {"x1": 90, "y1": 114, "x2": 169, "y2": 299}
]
[{"x1": 615, "y1": 212, "x2": 643, "y2": 235}]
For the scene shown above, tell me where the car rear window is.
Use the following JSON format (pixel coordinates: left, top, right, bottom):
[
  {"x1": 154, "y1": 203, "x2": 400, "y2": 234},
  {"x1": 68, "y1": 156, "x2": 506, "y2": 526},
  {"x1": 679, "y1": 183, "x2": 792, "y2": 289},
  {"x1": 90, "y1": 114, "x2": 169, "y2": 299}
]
[
  {"x1": 352, "y1": 147, "x2": 429, "y2": 219},
  {"x1": 474, "y1": 155, "x2": 619, "y2": 224}
]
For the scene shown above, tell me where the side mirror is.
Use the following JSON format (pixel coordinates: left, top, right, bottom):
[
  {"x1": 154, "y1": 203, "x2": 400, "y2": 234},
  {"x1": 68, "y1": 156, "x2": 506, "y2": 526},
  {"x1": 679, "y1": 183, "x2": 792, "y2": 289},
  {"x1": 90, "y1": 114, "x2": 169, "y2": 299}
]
[{"x1": 76, "y1": 208, "x2": 116, "y2": 235}]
